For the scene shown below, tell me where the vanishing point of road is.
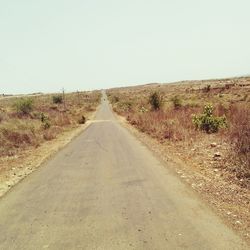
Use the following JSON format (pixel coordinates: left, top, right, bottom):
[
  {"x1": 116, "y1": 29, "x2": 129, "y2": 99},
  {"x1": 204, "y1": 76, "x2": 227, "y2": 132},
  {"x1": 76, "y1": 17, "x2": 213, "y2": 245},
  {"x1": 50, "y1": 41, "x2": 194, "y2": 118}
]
[{"x1": 0, "y1": 92, "x2": 248, "y2": 249}]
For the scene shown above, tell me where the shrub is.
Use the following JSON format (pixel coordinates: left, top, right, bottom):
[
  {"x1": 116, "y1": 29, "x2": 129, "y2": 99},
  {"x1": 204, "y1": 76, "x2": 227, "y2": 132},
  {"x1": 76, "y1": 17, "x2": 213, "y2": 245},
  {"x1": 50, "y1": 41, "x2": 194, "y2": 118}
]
[
  {"x1": 192, "y1": 104, "x2": 227, "y2": 133},
  {"x1": 171, "y1": 95, "x2": 182, "y2": 109},
  {"x1": 52, "y1": 95, "x2": 63, "y2": 104},
  {"x1": 203, "y1": 84, "x2": 211, "y2": 93},
  {"x1": 39, "y1": 113, "x2": 51, "y2": 129},
  {"x1": 149, "y1": 92, "x2": 163, "y2": 111},
  {"x1": 14, "y1": 98, "x2": 33, "y2": 115},
  {"x1": 78, "y1": 115, "x2": 86, "y2": 124},
  {"x1": 112, "y1": 96, "x2": 119, "y2": 103}
]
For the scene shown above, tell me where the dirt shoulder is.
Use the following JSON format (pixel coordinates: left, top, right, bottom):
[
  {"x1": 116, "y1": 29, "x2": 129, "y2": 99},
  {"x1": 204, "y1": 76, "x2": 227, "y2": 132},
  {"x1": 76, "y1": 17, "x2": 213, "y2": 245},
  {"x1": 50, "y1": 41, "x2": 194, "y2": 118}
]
[
  {"x1": 116, "y1": 113, "x2": 250, "y2": 244},
  {"x1": 0, "y1": 111, "x2": 97, "y2": 198}
]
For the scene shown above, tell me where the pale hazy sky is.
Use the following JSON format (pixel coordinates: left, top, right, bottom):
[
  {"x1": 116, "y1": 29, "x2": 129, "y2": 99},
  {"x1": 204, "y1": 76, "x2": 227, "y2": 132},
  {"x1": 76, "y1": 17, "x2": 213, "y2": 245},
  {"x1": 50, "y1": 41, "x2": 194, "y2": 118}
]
[{"x1": 0, "y1": 0, "x2": 249, "y2": 94}]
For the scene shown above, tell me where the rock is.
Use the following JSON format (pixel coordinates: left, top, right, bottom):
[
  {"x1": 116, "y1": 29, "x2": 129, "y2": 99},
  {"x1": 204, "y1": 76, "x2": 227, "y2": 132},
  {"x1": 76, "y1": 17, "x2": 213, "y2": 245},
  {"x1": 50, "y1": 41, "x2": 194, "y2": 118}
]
[{"x1": 210, "y1": 142, "x2": 217, "y2": 148}]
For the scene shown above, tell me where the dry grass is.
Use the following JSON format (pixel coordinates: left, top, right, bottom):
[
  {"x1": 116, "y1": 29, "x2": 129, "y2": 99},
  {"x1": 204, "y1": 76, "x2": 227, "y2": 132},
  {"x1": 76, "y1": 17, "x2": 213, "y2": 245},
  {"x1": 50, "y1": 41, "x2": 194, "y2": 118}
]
[
  {"x1": 228, "y1": 104, "x2": 250, "y2": 179},
  {"x1": 108, "y1": 77, "x2": 250, "y2": 186},
  {"x1": 0, "y1": 91, "x2": 101, "y2": 159}
]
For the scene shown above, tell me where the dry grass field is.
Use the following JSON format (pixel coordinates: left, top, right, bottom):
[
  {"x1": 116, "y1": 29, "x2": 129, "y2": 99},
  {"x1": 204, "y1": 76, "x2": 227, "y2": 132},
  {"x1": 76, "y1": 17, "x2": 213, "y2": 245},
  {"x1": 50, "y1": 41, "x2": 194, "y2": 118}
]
[
  {"x1": 0, "y1": 91, "x2": 100, "y2": 180},
  {"x1": 107, "y1": 77, "x2": 250, "y2": 240}
]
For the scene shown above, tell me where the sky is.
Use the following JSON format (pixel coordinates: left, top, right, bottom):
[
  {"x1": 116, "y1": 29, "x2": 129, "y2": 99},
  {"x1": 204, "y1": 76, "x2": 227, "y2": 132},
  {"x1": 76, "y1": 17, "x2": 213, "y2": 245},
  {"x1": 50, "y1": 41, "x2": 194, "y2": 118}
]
[{"x1": 0, "y1": 0, "x2": 250, "y2": 94}]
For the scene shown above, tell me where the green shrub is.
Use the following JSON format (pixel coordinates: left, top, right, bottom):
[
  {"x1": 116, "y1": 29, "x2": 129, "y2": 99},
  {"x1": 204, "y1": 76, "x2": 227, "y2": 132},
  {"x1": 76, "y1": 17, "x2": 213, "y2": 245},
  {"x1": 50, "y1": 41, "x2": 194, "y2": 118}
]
[
  {"x1": 171, "y1": 95, "x2": 182, "y2": 109},
  {"x1": 192, "y1": 104, "x2": 227, "y2": 133},
  {"x1": 52, "y1": 95, "x2": 63, "y2": 104},
  {"x1": 14, "y1": 98, "x2": 33, "y2": 115},
  {"x1": 149, "y1": 92, "x2": 163, "y2": 111}
]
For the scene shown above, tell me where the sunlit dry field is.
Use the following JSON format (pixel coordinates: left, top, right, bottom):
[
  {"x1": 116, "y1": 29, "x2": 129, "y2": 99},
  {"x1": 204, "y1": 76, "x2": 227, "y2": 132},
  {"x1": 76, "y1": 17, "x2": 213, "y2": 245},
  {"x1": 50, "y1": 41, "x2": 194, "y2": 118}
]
[
  {"x1": 108, "y1": 77, "x2": 250, "y2": 239},
  {"x1": 0, "y1": 91, "x2": 100, "y2": 174},
  {"x1": 108, "y1": 77, "x2": 250, "y2": 186}
]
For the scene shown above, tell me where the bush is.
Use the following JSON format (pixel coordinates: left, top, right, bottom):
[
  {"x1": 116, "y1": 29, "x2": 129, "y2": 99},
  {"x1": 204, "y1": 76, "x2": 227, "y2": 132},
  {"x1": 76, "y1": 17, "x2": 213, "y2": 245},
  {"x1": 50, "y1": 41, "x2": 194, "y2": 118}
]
[
  {"x1": 192, "y1": 104, "x2": 227, "y2": 133},
  {"x1": 112, "y1": 96, "x2": 119, "y2": 103},
  {"x1": 52, "y1": 95, "x2": 63, "y2": 104},
  {"x1": 149, "y1": 92, "x2": 163, "y2": 111},
  {"x1": 40, "y1": 113, "x2": 51, "y2": 129},
  {"x1": 14, "y1": 98, "x2": 33, "y2": 115},
  {"x1": 171, "y1": 95, "x2": 182, "y2": 109},
  {"x1": 78, "y1": 115, "x2": 86, "y2": 124},
  {"x1": 203, "y1": 84, "x2": 211, "y2": 93}
]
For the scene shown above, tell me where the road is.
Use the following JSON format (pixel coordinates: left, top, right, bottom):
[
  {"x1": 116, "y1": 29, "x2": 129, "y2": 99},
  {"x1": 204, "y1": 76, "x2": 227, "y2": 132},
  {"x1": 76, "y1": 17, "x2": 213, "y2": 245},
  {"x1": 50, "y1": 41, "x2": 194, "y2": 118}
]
[{"x1": 0, "y1": 92, "x2": 248, "y2": 250}]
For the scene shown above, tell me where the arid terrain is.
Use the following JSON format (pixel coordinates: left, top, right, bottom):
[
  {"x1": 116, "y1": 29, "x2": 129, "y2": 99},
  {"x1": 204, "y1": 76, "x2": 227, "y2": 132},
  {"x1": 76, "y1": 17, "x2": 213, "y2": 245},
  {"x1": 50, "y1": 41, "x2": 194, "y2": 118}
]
[
  {"x1": 107, "y1": 77, "x2": 250, "y2": 242},
  {"x1": 0, "y1": 91, "x2": 100, "y2": 196},
  {"x1": 0, "y1": 92, "x2": 248, "y2": 249}
]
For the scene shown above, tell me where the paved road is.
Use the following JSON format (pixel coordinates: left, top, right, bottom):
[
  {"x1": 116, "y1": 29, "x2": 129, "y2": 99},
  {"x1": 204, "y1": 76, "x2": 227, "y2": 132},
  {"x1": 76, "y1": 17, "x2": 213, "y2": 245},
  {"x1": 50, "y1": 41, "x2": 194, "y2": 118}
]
[{"x1": 0, "y1": 92, "x2": 248, "y2": 249}]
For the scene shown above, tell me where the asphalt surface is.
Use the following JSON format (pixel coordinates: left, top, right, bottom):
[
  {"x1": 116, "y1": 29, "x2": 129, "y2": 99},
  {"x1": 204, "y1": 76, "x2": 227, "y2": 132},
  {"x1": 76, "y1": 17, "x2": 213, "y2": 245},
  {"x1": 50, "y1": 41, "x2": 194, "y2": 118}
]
[{"x1": 0, "y1": 92, "x2": 248, "y2": 249}]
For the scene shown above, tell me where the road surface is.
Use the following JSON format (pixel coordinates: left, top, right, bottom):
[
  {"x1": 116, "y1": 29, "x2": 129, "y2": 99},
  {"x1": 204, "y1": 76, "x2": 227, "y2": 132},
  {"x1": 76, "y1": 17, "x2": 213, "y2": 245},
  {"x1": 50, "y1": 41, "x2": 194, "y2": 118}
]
[{"x1": 0, "y1": 92, "x2": 248, "y2": 249}]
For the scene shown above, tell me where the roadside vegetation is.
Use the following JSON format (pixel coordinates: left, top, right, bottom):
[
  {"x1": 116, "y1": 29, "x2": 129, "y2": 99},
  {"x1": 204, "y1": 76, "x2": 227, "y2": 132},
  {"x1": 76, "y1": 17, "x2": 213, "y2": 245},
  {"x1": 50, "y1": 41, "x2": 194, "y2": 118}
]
[
  {"x1": 0, "y1": 91, "x2": 100, "y2": 161},
  {"x1": 108, "y1": 77, "x2": 250, "y2": 240},
  {"x1": 108, "y1": 77, "x2": 250, "y2": 187}
]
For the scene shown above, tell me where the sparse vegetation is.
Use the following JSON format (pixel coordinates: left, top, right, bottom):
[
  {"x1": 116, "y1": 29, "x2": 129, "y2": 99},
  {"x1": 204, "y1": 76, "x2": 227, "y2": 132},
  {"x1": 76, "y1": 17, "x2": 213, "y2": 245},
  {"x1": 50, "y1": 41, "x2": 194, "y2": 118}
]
[
  {"x1": 0, "y1": 91, "x2": 100, "y2": 158},
  {"x1": 107, "y1": 77, "x2": 250, "y2": 242},
  {"x1": 108, "y1": 77, "x2": 250, "y2": 185},
  {"x1": 14, "y1": 98, "x2": 33, "y2": 115}
]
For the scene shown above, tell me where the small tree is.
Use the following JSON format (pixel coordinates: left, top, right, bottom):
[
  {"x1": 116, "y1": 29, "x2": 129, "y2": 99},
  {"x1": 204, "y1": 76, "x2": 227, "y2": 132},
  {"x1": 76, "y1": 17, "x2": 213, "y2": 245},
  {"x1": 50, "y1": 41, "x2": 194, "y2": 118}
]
[
  {"x1": 14, "y1": 98, "x2": 33, "y2": 115},
  {"x1": 192, "y1": 104, "x2": 227, "y2": 133},
  {"x1": 149, "y1": 92, "x2": 163, "y2": 111}
]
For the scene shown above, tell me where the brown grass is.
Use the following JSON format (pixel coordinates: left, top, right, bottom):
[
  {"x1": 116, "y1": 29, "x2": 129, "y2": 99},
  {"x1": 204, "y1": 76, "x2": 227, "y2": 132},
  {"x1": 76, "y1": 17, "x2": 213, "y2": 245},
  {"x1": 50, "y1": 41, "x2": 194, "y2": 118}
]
[
  {"x1": 108, "y1": 77, "x2": 250, "y2": 186},
  {"x1": 0, "y1": 91, "x2": 101, "y2": 158},
  {"x1": 228, "y1": 104, "x2": 250, "y2": 178}
]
